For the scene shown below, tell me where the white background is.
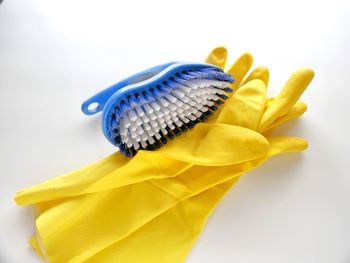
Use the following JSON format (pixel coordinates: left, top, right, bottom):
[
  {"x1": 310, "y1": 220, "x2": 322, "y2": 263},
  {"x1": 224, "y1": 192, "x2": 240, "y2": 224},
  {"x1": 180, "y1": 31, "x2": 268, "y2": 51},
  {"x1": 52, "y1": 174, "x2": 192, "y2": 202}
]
[{"x1": 1, "y1": 0, "x2": 350, "y2": 262}]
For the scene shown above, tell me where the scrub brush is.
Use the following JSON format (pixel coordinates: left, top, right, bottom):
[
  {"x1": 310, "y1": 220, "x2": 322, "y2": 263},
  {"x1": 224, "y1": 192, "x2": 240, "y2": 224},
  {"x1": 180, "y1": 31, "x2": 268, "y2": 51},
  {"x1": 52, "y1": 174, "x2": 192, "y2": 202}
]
[{"x1": 81, "y1": 62, "x2": 234, "y2": 157}]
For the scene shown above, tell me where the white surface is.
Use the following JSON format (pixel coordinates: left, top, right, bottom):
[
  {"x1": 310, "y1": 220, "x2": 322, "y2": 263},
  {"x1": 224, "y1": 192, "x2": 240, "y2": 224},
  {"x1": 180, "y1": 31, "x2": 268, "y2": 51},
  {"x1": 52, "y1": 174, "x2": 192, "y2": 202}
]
[{"x1": 0, "y1": 0, "x2": 350, "y2": 262}]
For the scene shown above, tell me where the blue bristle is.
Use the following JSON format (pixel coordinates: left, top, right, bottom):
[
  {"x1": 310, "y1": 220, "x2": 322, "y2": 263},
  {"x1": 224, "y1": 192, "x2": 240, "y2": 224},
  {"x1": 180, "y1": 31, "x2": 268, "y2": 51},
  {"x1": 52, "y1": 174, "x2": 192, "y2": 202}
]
[
  {"x1": 199, "y1": 115, "x2": 208, "y2": 122},
  {"x1": 179, "y1": 124, "x2": 188, "y2": 132},
  {"x1": 135, "y1": 93, "x2": 148, "y2": 104},
  {"x1": 186, "y1": 71, "x2": 202, "y2": 77},
  {"x1": 204, "y1": 110, "x2": 213, "y2": 117},
  {"x1": 173, "y1": 126, "x2": 182, "y2": 136},
  {"x1": 165, "y1": 81, "x2": 178, "y2": 90},
  {"x1": 146, "y1": 144, "x2": 156, "y2": 151},
  {"x1": 197, "y1": 69, "x2": 234, "y2": 83},
  {"x1": 159, "y1": 132, "x2": 167, "y2": 144},
  {"x1": 150, "y1": 88, "x2": 162, "y2": 98},
  {"x1": 217, "y1": 94, "x2": 229, "y2": 100},
  {"x1": 177, "y1": 72, "x2": 192, "y2": 81},
  {"x1": 119, "y1": 101, "x2": 131, "y2": 114},
  {"x1": 173, "y1": 76, "x2": 188, "y2": 85},
  {"x1": 166, "y1": 127, "x2": 175, "y2": 139},
  {"x1": 119, "y1": 144, "x2": 128, "y2": 156},
  {"x1": 111, "y1": 118, "x2": 118, "y2": 130},
  {"x1": 153, "y1": 139, "x2": 162, "y2": 149},
  {"x1": 129, "y1": 147, "x2": 137, "y2": 156},
  {"x1": 186, "y1": 121, "x2": 195, "y2": 129},
  {"x1": 224, "y1": 87, "x2": 234, "y2": 92},
  {"x1": 143, "y1": 91, "x2": 155, "y2": 102},
  {"x1": 128, "y1": 96, "x2": 139, "y2": 108},
  {"x1": 209, "y1": 105, "x2": 218, "y2": 111},
  {"x1": 159, "y1": 87, "x2": 172, "y2": 98},
  {"x1": 113, "y1": 135, "x2": 121, "y2": 144}
]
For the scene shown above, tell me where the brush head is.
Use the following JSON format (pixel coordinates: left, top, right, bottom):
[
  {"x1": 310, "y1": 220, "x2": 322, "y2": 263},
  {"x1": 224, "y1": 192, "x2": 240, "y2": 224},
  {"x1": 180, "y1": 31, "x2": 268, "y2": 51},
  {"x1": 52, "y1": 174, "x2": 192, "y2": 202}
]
[{"x1": 90, "y1": 62, "x2": 234, "y2": 157}]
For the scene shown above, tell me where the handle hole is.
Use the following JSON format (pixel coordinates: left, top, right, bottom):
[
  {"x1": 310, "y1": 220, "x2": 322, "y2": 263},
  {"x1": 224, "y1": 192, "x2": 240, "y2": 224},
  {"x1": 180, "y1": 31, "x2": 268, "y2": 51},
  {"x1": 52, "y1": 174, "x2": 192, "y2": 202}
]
[{"x1": 88, "y1": 102, "x2": 100, "y2": 113}]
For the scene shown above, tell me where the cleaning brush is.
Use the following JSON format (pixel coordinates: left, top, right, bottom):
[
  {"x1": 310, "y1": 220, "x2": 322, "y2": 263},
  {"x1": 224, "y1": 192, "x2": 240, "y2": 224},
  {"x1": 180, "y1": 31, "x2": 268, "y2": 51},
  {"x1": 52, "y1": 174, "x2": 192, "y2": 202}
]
[{"x1": 81, "y1": 62, "x2": 234, "y2": 157}]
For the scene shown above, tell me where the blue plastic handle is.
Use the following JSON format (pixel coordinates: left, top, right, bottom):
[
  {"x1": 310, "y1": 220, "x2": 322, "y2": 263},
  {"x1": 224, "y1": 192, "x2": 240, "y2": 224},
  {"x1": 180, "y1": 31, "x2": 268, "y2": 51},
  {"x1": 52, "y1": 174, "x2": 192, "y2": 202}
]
[{"x1": 81, "y1": 62, "x2": 177, "y2": 115}]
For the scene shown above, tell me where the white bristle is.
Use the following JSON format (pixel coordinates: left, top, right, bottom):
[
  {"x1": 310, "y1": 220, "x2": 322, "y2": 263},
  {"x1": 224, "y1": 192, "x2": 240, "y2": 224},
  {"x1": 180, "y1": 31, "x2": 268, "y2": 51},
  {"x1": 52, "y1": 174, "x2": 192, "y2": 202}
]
[
  {"x1": 200, "y1": 106, "x2": 209, "y2": 112},
  {"x1": 144, "y1": 104, "x2": 153, "y2": 114},
  {"x1": 140, "y1": 140, "x2": 147, "y2": 148},
  {"x1": 157, "y1": 117, "x2": 165, "y2": 123},
  {"x1": 128, "y1": 110, "x2": 138, "y2": 122},
  {"x1": 146, "y1": 128, "x2": 155, "y2": 139},
  {"x1": 167, "y1": 123, "x2": 176, "y2": 130},
  {"x1": 157, "y1": 97, "x2": 169, "y2": 107},
  {"x1": 167, "y1": 103, "x2": 177, "y2": 111},
  {"x1": 209, "y1": 94, "x2": 220, "y2": 101},
  {"x1": 209, "y1": 86, "x2": 225, "y2": 94},
  {"x1": 178, "y1": 85, "x2": 191, "y2": 93},
  {"x1": 206, "y1": 100, "x2": 215, "y2": 107},
  {"x1": 159, "y1": 104, "x2": 170, "y2": 115},
  {"x1": 154, "y1": 132, "x2": 161, "y2": 140},
  {"x1": 132, "y1": 139, "x2": 140, "y2": 150},
  {"x1": 141, "y1": 132, "x2": 148, "y2": 141},
  {"x1": 157, "y1": 119, "x2": 167, "y2": 129},
  {"x1": 144, "y1": 123, "x2": 151, "y2": 131},
  {"x1": 135, "y1": 106, "x2": 145, "y2": 116},
  {"x1": 150, "y1": 102, "x2": 161, "y2": 111},
  {"x1": 175, "y1": 120, "x2": 183, "y2": 127},
  {"x1": 172, "y1": 89, "x2": 185, "y2": 98},
  {"x1": 121, "y1": 133, "x2": 128, "y2": 142},
  {"x1": 148, "y1": 136, "x2": 155, "y2": 144},
  {"x1": 136, "y1": 126, "x2": 144, "y2": 135},
  {"x1": 150, "y1": 119, "x2": 158, "y2": 128},
  {"x1": 183, "y1": 81, "x2": 198, "y2": 89},
  {"x1": 175, "y1": 107, "x2": 184, "y2": 114},
  {"x1": 169, "y1": 111, "x2": 177, "y2": 117},
  {"x1": 188, "y1": 114, "x2": 196, "y2": 121},
  {"x1": 122, "y1": 117, "x2": 131, "y2": 129},
  {"x1": 178, "y1": 114, "x2": 190, "y2": 123},
  {"x1": 193, "y1": 111, "x2": 202, "y2": 118},
  {"x1": 164, "y1": 94, "x2": 177, "y2": 104},
  {"x1": 179, "y1": 95, "x2": 190, "y2": 103},
  {"x1": 174, "y1": 100, "x2": 183, "y2": 107},
  {"x1": 130, "y1": 122, "x2": 138, "y2": 132},
  {"x1": 154, "y1": 110, "x2": 164, "y2": 119},
  {"x1": 148, "y1": 112, "x2": 157, "y2": 120}
]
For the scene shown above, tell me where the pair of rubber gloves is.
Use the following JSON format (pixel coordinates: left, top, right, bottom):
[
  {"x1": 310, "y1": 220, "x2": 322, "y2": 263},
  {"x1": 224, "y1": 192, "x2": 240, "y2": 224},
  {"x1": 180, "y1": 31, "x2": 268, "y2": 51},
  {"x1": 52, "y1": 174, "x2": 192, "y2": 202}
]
[{"x1": 15, "y1": 47, "x2": 314, "y2": 263}]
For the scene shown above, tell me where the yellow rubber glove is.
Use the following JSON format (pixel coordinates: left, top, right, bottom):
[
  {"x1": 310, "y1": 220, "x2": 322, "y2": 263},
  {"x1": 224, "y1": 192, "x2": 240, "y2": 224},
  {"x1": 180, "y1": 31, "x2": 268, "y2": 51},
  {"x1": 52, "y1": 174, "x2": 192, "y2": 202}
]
[
  {"x1": 69, "y1": 61, "x2": 314, "y2": 263},
  {"x1": 15, "y1": 48, "x2": 268, "y2": 262},
  {"x1": 15, "y1": 47, "x2": 314, "y2": 263},
  {"x1": 70, "y1": 59, "x2": 314, "y2": 263}
]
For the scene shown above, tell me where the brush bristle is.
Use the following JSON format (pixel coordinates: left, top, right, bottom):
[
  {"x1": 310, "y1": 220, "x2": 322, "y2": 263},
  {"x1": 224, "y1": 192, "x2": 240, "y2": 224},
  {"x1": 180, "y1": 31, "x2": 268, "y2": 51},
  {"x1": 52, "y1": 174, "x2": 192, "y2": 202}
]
[{"x1": 109, "y1": 68, "x2": 234, "y2": 157}]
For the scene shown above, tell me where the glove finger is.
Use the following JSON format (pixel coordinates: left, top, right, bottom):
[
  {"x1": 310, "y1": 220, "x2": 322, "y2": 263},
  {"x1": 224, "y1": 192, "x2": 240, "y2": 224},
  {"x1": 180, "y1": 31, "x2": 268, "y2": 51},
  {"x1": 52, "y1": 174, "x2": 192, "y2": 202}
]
[
  {"x1": 204, "y1": 46, "x2": 227, "y2": 68},
  {"x1": 208, "y1": 52, "x2": 254, "y2": 122},
  {"x1": 267, "y1": 136, "x2": 308, "y2": 158},
  {"x1": 260, "y1": 101, "x2": 307, "y2": 133},
  {"x1": 226, "y1": 52, "x2": 253, "y2": 89},
  {"x1": 242, "y1": 66, "x2": 270, "y2": 86},
  {"x1": 217, "y1": 79, "x2": 266, "y2": 130},
  {"x1": 259, "y1": 68, "x2": 314, "y2": 131}
]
